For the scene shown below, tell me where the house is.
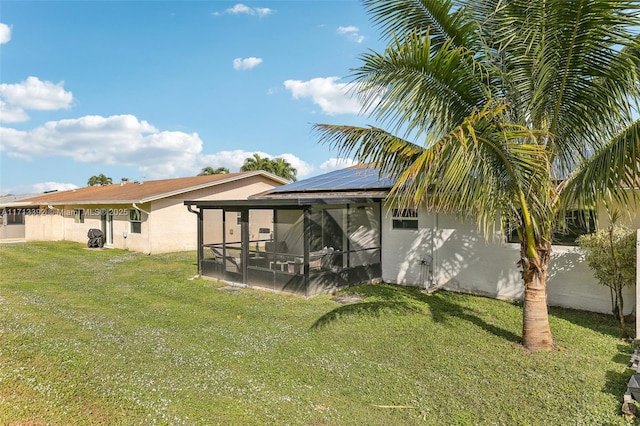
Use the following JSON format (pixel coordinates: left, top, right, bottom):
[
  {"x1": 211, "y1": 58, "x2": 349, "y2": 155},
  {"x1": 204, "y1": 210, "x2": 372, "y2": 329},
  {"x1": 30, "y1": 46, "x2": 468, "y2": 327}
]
[
  {"x1": 0, "y1": 193, "x2": 39, "y2": 241},
  {"x1": 6, "y1": 172, "x2": 288, "y2": 254},
  {"x1": 185, "y1": 165, "x2": 638, "y2": 317}
]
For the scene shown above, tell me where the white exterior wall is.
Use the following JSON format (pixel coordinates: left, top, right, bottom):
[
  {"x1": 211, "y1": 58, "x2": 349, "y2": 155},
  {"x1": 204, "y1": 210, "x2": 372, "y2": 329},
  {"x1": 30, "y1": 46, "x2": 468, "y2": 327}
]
[{"x1": 381, "y1": 205, "x2": 635, "y2": 315}]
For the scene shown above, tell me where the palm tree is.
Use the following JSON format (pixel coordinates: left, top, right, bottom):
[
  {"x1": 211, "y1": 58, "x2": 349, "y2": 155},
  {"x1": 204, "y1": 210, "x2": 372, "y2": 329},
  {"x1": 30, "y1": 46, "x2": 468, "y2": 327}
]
[
  {"x1": 87, "y1": 174, "x2": 113, "y2": 186},
  {"x1": 240, "y1": 154, "x2": 298, "y2": 181},
  {"x1": 198, "y1": 166, "x2": 230, "y2": 176},
  {"x1": 240, "y1": 153, "x2": 273, "y2": 173},
  {"x1": 271, "y1": 157, "x2": 298, "y2": 182},
  {"x1": 314, "y1": 0, "x2": 640, "y2": 351}
]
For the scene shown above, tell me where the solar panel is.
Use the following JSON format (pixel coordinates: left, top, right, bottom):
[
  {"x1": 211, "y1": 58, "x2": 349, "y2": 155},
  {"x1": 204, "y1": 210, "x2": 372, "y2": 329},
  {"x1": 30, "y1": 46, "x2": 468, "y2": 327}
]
[{"x1": 269, "y1": 166, "x2": 395, "y2": 193}]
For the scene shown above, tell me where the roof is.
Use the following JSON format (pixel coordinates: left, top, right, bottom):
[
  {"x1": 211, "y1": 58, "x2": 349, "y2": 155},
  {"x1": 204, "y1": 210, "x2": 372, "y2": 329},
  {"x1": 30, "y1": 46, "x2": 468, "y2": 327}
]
[
  {"x1": 10, "y1": 172, "x2": 288, "y2": 206},
  {"x1": 264, "y1": 164, "x2": 395, "y2": 194},
  {"x1": 185, "y1": 165, "x2": 394, "y2": 210},
  {"x1": 0, "y1": 193, "x2": 41, "y2": 208}
]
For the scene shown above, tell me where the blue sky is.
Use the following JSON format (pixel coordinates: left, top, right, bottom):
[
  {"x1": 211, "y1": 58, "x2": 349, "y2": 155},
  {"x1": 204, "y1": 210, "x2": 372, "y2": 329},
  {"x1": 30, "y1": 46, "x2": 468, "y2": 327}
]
[{"x1": 0, "y1": 1, "x2": 387, "y2": 195}]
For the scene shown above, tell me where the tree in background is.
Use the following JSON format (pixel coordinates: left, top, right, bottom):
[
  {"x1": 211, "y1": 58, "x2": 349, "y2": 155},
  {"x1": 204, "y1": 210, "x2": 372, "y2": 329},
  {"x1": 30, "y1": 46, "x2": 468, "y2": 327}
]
[
  {"x1": 240, "y1": 154, "x2": 297, "y2": 181},
  {"x1": 198, "y1": 167, "x2": 230, "y2": 176},
  {"x1": 270, "y1": 157, "x2": 298, "y2": 182},
  {"x1": 240, "y1": 154, "x2": 272, "y2": 173},
  {"x1": 87, "y1": 174, "x2": 113, "y2": 186},
  {"x1": 314, "y1": 0, "x2": 640, "y2": 351}
]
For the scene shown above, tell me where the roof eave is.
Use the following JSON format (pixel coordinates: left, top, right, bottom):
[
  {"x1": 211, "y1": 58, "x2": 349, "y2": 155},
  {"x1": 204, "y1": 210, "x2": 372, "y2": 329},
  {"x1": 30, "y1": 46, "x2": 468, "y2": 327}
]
[{"x1": 140, "y1": 171, "x2": 289, "y2": 203}]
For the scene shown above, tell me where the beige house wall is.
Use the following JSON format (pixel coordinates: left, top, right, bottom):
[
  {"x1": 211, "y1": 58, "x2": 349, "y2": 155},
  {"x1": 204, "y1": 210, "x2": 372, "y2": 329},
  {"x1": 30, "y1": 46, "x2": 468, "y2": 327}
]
[
  {"x1": 25, "y1": 205, "x2": 132, "y2": 248},
  {"x1": 0, "y1": 224, "x2": 25, "y2": 240},
  {"x1": 146, "y1": 176, "x2": 280, "y2": 254},
  {"x1": 25, "y1": 211, "x2": 65, "y2": 241},
  {"x1": 20, "y1": 175, "x2": 283, "y2": 254}
]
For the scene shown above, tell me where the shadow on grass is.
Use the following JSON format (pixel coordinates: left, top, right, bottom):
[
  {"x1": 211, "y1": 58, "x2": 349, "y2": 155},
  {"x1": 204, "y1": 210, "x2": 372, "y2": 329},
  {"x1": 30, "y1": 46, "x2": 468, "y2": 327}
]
[
  {"x1": 311, "y1": 283, "x2": 520, "y2": 344},
  {"x1": 548, "y1": 306, "x2": 627, "y2": 340},
  {"x1": 602, "y1": 342, "x2": 636, "y2": 404}
]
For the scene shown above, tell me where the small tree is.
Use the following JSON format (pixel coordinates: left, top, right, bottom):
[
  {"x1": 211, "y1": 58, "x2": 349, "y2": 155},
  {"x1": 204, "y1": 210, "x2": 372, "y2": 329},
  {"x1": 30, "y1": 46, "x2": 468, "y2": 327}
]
[{"x1": 577, "y1": 223, "x2": 636, "y2": 337}]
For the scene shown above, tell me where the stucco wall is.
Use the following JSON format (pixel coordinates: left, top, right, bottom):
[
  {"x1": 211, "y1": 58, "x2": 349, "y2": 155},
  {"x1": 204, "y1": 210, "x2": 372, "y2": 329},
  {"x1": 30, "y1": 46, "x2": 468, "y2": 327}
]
[
  {"x1": 25, "y1": 204, "x2": 133, "y2": 249},
  {"x1": 21, "y1": 175, "x2": 284, "y2": 254},
  {"x1": 149, "y1": 176, "x2": 282, "y2": 254},
  {"x1": 381, "y1": 205, "x2": 636, "y2": 315},
  {"x1": 0, "y1": 224, "x2": 25, "y2": 239}
]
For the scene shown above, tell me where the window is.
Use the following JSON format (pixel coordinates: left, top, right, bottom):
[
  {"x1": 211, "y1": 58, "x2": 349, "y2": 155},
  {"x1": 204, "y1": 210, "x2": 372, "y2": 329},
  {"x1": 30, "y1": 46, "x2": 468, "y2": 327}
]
[
  {"x1": 74, "y1": 208, "x2": 84, "y2": 224},
  {"x1": 392, "y1": 208, "x2": 418, "y2": 230},
  {"x1": 552, "y1": 209, "x2": 596, "y2": 245},
  {"x1": 129, "y1": 209, "x2": 142, "y2": 234},
  {"x1": 4, "y1": 209, "x2": 24, "y2": 225},
  {"x1": 506, "y1": 209, "x2": 596, "y2": 246}
]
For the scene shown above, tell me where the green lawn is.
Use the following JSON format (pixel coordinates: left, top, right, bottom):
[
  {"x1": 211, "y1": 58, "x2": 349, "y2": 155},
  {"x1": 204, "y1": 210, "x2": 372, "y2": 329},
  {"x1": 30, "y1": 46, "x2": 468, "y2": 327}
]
[{"x1": 0, "y1": 241, "x2": 637, "y2": 425}]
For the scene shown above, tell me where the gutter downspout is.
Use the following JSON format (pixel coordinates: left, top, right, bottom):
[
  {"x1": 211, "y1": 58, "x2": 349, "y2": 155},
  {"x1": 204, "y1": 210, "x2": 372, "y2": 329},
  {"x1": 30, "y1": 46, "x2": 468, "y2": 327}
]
[{"x1": 132, "y1": 203, "x2": 151, "y2": 215}]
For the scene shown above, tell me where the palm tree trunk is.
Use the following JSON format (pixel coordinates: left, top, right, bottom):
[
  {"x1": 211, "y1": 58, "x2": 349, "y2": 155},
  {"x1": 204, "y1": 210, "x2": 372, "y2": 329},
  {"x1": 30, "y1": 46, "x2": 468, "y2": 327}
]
[{"x1": 520, "y1": 242, "x2": 554, "y2": 352}]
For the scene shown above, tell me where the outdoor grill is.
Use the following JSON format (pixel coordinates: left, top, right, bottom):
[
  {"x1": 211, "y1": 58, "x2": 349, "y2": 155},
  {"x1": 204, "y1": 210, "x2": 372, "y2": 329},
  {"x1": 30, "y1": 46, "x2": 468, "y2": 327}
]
[{"x1": 87, "y1": 228, "x2": 104, "y2": 248}]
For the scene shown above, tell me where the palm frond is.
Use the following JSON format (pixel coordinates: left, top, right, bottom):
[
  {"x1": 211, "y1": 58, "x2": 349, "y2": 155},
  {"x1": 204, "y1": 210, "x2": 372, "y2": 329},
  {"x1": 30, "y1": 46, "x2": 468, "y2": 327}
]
[
  {"x1": 352, "y1": 28, "x2": 492, "y2": 143},
  {"x1": 315, "y1": 101, "x2": 552, "y2": 239},
  {"x1": 362, "y1": 0, "x2": 478, "y2": 51},
  {"x1": 559, "y1": 119, "x2": 640, "y2": 211}
]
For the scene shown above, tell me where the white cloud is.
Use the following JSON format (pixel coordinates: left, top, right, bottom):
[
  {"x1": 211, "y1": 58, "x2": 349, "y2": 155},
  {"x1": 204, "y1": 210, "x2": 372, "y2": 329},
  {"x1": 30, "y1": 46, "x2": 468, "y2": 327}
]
[
  {"x1": 337, "y1": 26, "x2": 364, "y2": 43},
  {"x1": 320, "y1": 157, "x2": 358, "y2": 172},
  {"x1": 0, "y1": 115, "x2": 203, "y2": 179},
  {"x1": 0, "y1": 116, "x2": 318, "y2": 182},
  {"x1": 0, "y1": 100, "x2": 29, "y2": 123},
  {"x1": 284, "y1": 77, "x2": 363, "y2": 115},
  {"x1": 214, "y1": 4, "x2": 274, "y2": 17},
  {"x1": 0, "y1": 23, "x2": 11, "y2": 44},
  {"x1": 233, "y1": 57, "x2": 263, "y2": 70},
  {"x1": 3, "y1": 182, "x2": 79, "y2": 196},
  {"x1": 278, "y1": 153, "x2": 314, "y2": 178},
  {"x1": 0, "y1": 76, "x2": 73, "y2": 121}
]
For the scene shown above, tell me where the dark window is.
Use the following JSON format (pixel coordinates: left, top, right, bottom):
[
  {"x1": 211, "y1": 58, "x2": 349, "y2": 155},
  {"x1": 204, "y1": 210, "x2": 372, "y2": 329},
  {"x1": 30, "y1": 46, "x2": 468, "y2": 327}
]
[
  {"x1": 552, "y1": 209, "x2": 596, "y2": 245},
  {"x1": 506, "y1": 209, "x2": 596, "y2": 246},
  {"x1": 129, "y1": 209, "x2": 142, "y2": 234},
  {"x1": 74, "y1": 209, "x2": 84, "y2": 224},
  {"x1": 5, "y1": 209, "x2": 24, "y2": 225},
  {"x1": 392, "y1": 208, "x2": 418, "y2": 230}
]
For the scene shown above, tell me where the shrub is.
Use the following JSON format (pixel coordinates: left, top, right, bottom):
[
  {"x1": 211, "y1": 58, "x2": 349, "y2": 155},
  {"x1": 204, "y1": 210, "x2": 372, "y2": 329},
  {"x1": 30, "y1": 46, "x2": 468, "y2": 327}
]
[{"x1": 577, "y1": 225, "x2": 636, "y2": 337}]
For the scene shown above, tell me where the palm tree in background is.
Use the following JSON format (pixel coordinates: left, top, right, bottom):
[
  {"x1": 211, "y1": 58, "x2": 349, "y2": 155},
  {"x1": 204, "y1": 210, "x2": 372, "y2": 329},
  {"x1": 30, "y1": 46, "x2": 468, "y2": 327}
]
[
  {"x1": 198, "y1": 167, "x2": 230, "y2": 176},
  {"x1": 240, "y1": 154, "x2": 298, "y2": 181},
  {"x1": 314, "y1": 0, "x2": 640, "y2": 351},
  {"x1": 87, "y1": 174, "x2": 113, "y2": 186},
  {"x1": 271, "y1": 157, "x2": 298, "y2": 182},
  {"x1": 240, "y1": 154, "x2": 273, "y2": 173}
]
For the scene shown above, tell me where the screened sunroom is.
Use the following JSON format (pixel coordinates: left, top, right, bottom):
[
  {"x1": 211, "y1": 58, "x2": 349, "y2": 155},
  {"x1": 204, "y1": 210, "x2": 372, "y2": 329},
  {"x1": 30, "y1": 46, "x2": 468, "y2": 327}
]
[{"x1": 184, "y1": 166, "x2": 393, "y2": 296}]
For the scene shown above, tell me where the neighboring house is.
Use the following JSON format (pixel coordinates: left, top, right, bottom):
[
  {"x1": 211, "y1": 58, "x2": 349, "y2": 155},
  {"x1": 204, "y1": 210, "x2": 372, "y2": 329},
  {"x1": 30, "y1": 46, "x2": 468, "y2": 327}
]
[
  {"x1": 8, "y1": 172, "x2": 288, "y2": 254},
  {"x1": 0, "y1": 193, "x2": 39, "y2": 241},
  {"x1": 185, "y1": 165, "x2": 638, "y2": 316}
]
